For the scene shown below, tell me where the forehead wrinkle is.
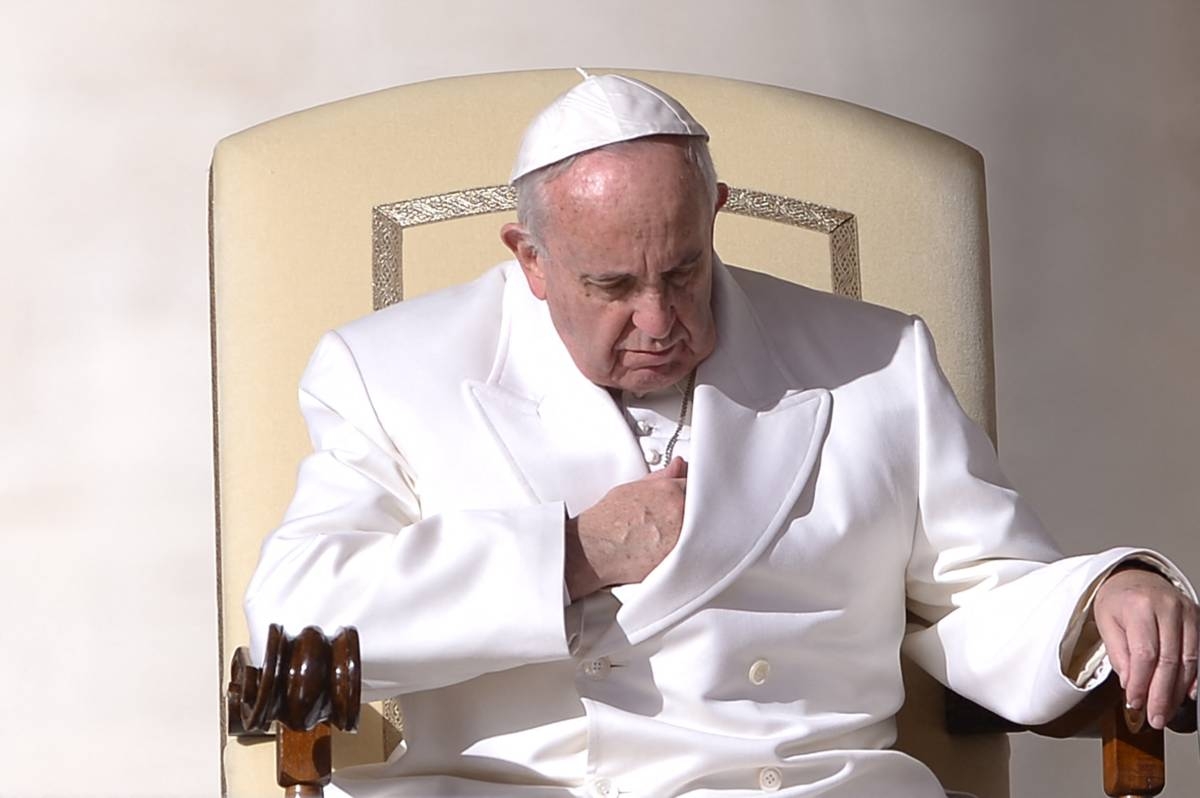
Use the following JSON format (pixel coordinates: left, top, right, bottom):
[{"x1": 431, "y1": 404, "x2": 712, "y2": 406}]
[{"x1": 539, "y1": 144, "x2": 708, "y2": 275}]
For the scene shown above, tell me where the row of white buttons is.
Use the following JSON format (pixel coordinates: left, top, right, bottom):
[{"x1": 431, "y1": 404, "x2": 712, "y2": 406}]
[
  {"x1": 580, "y1": 657, "x2": 776, "y2": 795},
  {"x1": 589, "y1": 768, "x2": 782, "y2": 795},
  {"x1": 582, "y1": 656, "x2": 768, "y2": 684},
  {"x1": 633, "y1": 418, "x2": 664, "y2": 465}
]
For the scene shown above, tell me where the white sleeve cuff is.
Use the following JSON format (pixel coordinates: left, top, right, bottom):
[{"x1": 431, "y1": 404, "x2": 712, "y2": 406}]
[{"x1": 1061, "y1": 552, "x2": 1196, "y2": 689}]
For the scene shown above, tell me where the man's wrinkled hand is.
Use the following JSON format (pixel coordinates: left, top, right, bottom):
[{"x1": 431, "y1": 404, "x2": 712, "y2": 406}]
[
  {"x1": 1093, "y1": 566, "x2": 1199, "y2": 729},
  {"x1": 565, "y1": 457, "x2": 688, "y2": 601}
]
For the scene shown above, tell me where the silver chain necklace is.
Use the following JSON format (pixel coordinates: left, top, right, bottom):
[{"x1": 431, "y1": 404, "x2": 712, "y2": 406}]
[{"x1": 662, "y1": 369, "x2": 697, "y2": 464}]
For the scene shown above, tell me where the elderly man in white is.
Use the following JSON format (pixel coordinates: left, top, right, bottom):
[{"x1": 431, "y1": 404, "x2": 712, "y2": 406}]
[{"x1": 246, "y1": 74, "x2": 1198, "y2": 797}]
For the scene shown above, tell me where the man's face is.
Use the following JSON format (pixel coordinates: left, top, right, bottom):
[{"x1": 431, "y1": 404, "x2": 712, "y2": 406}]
[{"x1": 502, "y1": 139, "x2": 726, "y2": 395}]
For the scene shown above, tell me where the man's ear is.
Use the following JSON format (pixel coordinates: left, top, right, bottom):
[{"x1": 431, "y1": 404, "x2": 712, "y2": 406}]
[
  {"x1": 714, "y1": 181, "x2": 729, "y2": 214},
  {"x1": 500, "y1": 222, "x2": 548, "y2": 300}
]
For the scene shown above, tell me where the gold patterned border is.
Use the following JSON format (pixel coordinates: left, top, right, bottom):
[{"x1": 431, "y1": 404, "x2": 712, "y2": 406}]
[
  {"x1": 371, "y1": 185, "x2": 860, "y2": 310},
  {"x1": 722, "y1": 187, "x2": 861, "y2": 300},
  {"x1": 381, "y1": 698, "x2": 405, "y2": 756},
  {"x1": 372, "y1": 186, "x2": 518, "y2": 310}
]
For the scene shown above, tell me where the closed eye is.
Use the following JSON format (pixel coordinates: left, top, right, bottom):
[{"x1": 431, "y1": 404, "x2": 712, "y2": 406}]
[
  {"x1": 666, "y1": 268, "x2": 695, "y2": 286},
  {"x1": 585, "y1": 275, "x2": 635, "y2": 295},
  {"x1": 665, "y1": 255, "x2": 701, "y2": 286}
]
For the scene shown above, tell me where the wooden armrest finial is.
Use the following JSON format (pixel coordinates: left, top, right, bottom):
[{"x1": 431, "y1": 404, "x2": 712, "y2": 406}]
[{"x1": 227, "y1": 624, "x2": 361, "y2": 797}]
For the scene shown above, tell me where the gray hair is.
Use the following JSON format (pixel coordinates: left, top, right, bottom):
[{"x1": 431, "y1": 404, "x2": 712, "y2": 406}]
[{"x1": 513, "y1": 136, "x2": 719, "y2": 253}]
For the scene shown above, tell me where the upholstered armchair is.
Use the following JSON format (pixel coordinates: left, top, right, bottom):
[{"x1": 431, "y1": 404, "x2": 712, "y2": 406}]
[{"x1": 209, "y1": 69, "x2": 1191, "y2": 798}]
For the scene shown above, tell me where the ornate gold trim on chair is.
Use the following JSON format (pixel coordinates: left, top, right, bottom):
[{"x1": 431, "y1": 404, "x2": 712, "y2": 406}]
[
  {"x1": 722, "y1": 187, "x2": 860, "y2": 299},
  {"x1": 381, "y1": 696, "x2": 405, "y2": 756},
  {"x1": 372, "y1": 185, "x2": 519, "y2": 310},
  {"x1": 371, "y1": 185, "x2": 861, "y2": 311}
]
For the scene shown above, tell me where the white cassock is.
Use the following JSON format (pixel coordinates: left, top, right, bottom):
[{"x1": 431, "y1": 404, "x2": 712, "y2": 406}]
[{"x1": 245, "y1": 259, "x2": 1191, "y2": 798}]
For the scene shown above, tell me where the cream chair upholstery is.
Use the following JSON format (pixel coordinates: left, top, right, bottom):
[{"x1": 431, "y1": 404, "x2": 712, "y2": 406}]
[{"x1": 211, "y1": 69, "x2": 1003, "y2": 797}]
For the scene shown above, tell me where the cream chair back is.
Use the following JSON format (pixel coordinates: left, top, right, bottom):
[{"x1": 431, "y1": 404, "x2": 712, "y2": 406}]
[{"x1": 210, "y1": 69, "x2": 1003, "y2": 797}]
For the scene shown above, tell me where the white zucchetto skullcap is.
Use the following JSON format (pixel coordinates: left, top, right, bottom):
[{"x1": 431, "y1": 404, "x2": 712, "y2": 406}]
[{"x1": 509, "y1": 71, "x2": 709, "y2": 183}]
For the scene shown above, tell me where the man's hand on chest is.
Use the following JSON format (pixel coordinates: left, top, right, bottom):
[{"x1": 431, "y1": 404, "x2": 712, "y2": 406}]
[{"x1": 564, "y1": 456, "x2": 688, "y2": 602}]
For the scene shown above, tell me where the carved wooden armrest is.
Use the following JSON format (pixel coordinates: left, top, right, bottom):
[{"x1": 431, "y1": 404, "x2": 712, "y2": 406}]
[
  {"x1": 228, "y1": 624, "x2": 362, "y2": 798},
  {"x1": 946, "y1": 675, "x2": 1197, "y2": 797}
]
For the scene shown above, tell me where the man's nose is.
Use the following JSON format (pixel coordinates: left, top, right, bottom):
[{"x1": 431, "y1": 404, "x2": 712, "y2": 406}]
[{"x1": 631, "y1": 291, "x2": 675, "y2": 340}]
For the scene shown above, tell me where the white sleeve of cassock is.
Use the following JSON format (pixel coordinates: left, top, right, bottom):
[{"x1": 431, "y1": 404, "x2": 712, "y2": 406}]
[
  {"x1": 899, "y1": 318, "x2": 1195, "y2": 724},
  {"x1": 244, "y1": 331, "x2": 572, "y2": 701}
]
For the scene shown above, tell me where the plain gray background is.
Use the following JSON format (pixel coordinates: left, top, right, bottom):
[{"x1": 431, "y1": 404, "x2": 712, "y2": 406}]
[{"x1": 2, "y1": 1, "x2": 1196, "y2": 795}]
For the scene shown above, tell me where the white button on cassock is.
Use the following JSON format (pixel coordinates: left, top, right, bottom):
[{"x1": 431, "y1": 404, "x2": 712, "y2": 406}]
[
  {"x1": 580, "y1": 657, "x2": 611, "y2": 680},
  {"x1": 645, "y1": 448, "x2": 662, "y2": 465},
  {"x1": 748, "y1": 658, "x2": 771, "y2": 685},
  {"x1": 758, "y1": 766, "x2": 783, "y2": 792},
  {"x1": 589, "y1": 777, "x2": 615, "y2": 798}
]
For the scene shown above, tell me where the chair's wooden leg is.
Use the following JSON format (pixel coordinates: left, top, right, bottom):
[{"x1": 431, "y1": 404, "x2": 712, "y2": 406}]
[
  {"x1": 278, "y1": 723, "x2": 332, "y2": 797},
  {"x1": 1102, "y1": 703, "x2": 1164, "y2": 797}
]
